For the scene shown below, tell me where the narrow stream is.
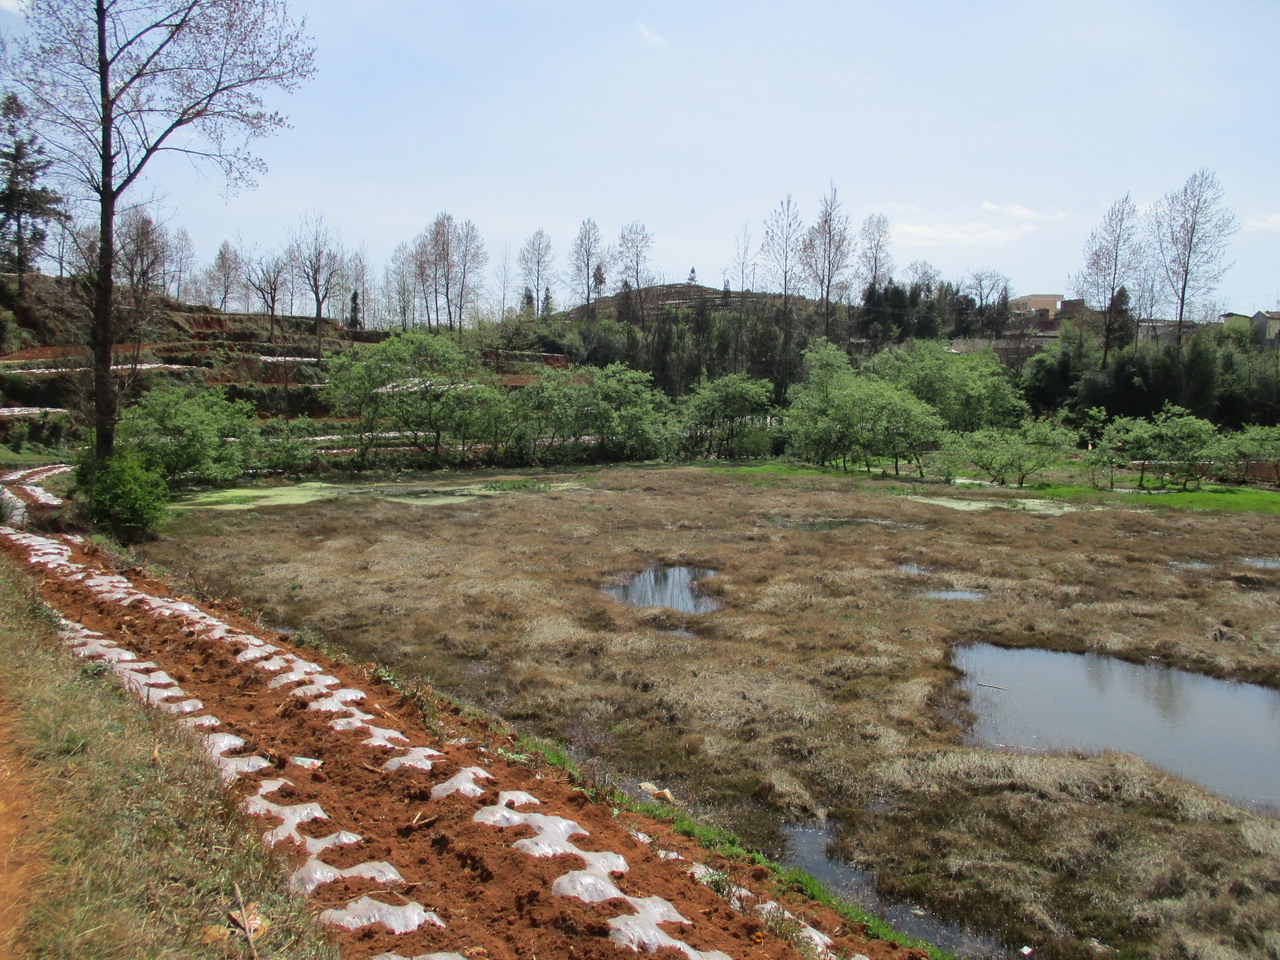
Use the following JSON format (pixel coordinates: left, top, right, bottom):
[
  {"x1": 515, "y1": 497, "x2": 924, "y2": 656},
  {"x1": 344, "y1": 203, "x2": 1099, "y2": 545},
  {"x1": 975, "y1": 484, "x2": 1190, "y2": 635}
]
[
  {"x1": 955, "y1": 643, "x2": 1280, "y2": 812},
  {"x1": 782, "y1": 824, "x2": 1014, "y2": 959}
]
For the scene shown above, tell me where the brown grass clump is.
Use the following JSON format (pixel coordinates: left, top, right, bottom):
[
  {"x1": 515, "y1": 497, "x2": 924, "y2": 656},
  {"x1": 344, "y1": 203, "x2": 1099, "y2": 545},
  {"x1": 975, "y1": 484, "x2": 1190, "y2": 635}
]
[{"x1": 142, "y1": 464, "x2": 1280, "y2": 958}]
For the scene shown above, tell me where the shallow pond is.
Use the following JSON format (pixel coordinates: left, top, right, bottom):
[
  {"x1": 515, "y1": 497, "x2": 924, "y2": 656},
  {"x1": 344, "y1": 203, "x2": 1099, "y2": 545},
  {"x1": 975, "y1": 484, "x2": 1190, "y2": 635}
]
[
  {"x1": 782, "y1": 824, "x2": 1012, "y2": 959},
  {"x1": 955, "y1": 643, "x2": 1280, "y2": 812},
  {"x1": 602, "y1": 566, "x2": 720, "y2": 614},
  {"x1": 923, "y1": 589, "x2": 984, "y2": 601}
]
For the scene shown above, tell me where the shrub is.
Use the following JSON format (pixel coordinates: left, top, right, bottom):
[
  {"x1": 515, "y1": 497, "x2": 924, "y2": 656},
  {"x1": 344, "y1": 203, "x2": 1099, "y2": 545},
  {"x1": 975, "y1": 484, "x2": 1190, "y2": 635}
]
[{"x1": 90, "y1": 450, "x2": 168, "y2": 543}]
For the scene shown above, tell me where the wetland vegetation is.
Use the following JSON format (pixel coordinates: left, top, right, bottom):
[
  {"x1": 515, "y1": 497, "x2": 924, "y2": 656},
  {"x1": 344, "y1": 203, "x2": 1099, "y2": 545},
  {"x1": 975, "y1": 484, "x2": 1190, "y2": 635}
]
[{"x1": 140, "y1": 463, "x2": 1280, "y2": 960}]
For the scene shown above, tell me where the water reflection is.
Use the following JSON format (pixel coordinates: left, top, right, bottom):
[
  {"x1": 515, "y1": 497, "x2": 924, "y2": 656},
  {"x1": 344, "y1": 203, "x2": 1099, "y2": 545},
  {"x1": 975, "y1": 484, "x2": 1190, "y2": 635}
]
[
  {"x1": 923, "y1": 589, "x2": 985, "y2": 601},
  {"x1": 781, "y1": 823, "x2": 1012, "y2": 959},
  {"x1": 602, "y1": 566, "x2": 720, "y2": 614},
  {"x1": 955, "y1": 643, "x2": 1280, "y2": 811}
]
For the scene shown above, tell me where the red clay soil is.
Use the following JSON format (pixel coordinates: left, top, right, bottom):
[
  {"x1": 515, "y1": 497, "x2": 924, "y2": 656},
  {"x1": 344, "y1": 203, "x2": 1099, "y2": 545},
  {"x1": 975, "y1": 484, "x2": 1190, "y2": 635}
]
[
  {"x1": 0, "y1": 525, "x2": 927, "y2": 960},
  {"x1": 0, "y1": 707, "x2": 43, "y2": 960}
]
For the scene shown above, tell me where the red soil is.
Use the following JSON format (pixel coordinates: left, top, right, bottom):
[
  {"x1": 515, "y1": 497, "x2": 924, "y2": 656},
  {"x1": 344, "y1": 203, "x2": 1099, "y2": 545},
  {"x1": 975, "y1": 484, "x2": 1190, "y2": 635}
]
[
  {"x1": 0, "y1": 526, "x2": 927, "y2": 960},
  {"x1": 0, "y1": 706, "x2": 43, "y2": 960}
]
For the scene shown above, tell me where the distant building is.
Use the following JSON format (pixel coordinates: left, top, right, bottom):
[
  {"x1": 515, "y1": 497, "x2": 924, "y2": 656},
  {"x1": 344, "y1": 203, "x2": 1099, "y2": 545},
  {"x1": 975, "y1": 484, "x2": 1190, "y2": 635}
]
[{"x1": 1008, "y1": 294, "x2": 1087, "y2": 334}]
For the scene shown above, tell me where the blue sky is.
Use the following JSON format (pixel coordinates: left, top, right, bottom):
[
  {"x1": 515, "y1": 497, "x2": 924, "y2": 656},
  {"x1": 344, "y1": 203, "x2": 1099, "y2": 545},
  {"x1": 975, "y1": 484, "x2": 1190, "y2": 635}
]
[{"x1": 2, "y1": 0, "x2": 1277, "y2": 312}]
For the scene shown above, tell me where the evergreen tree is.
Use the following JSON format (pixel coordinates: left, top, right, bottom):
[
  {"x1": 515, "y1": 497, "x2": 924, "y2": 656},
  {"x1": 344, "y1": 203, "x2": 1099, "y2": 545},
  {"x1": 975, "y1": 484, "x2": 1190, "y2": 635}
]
[{"x1": 0, "y1": 94, "x2": 63, "y2": 299}]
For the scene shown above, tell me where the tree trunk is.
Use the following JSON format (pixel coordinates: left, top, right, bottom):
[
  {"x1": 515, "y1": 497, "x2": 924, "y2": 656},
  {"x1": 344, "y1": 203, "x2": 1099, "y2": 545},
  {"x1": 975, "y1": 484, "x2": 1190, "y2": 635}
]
[{"x1": 92, "y1": 0, "x2": 116, "y2": 465}]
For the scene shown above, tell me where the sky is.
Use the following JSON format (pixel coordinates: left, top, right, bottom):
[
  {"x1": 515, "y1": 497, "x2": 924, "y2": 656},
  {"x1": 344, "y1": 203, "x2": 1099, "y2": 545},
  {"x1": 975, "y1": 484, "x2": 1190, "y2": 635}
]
[{"x1": 2, "y1": 0, "x2": 1278, "y2": 314}]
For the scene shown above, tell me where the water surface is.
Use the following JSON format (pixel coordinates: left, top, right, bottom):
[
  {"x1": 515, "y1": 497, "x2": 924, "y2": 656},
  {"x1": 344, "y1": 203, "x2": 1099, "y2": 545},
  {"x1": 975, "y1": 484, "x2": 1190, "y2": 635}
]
[
  {"x1": 955, "y1": 643, "x2": 1280, "y2": 811},
  {"x1": 602, "y1": 566, "x2": 720, "y2": 614},
  {"x1": 782, "y1": 824, "x2": 1012, "y2": 959}
]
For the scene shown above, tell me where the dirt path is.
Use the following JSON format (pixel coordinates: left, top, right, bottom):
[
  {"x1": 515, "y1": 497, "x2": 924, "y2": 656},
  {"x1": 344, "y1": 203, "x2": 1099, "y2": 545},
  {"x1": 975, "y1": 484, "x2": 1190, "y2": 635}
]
[
  {"x1": 0, "y1": 505, "x2": 924, "y2": 960},
  {"x1": 0, "y1": 707, "x2": 43, "y2": 960}
]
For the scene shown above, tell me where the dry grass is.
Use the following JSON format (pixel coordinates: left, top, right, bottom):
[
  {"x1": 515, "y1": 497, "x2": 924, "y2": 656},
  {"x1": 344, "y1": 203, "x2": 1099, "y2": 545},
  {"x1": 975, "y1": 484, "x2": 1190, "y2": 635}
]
[
  {"x1": 142, "y1": 464, "x2": 1280, "y2": 958},
  {"x1": 0, "y1": 556, "x2": 335, "y2": 960}
]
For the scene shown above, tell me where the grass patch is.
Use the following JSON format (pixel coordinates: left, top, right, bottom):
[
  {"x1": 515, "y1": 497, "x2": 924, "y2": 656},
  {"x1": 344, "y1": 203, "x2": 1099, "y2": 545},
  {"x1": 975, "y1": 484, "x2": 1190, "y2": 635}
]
[
  {"x1": 1028, "y1": 481, "x2": 1280, "y2": 514},
  {"x1": 481, "y1": 477, "x2": 550, "y2": 492},
  {"x1": 0, "y1": 555, "x2": 335, "y2": 960}
]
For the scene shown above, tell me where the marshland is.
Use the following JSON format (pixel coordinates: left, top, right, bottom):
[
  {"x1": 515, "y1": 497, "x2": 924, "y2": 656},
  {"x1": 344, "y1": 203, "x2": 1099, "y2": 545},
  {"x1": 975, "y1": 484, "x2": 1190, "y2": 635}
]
[{"x1": 142, "y1": 464, "x2": 1280, "y2": 959}]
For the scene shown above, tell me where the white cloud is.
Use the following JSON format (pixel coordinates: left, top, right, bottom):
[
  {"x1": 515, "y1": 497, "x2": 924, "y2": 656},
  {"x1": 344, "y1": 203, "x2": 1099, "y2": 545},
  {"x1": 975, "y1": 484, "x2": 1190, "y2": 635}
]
[
  {"x1": 1244, "y1": 212, "x2": 1280, "y2": 232},
  {"x1": 897, "y1": 220, "x2": 1037, "y2": 247},
  {"x1": 0, "y1": 0, "x2": 25, "y2": 13},
  {"x1": 981, "y1": 201, "x2": 1067, "y2": 221},
  {"x1": 637, "y1": 22, "x2": 666, "y2": 45}
]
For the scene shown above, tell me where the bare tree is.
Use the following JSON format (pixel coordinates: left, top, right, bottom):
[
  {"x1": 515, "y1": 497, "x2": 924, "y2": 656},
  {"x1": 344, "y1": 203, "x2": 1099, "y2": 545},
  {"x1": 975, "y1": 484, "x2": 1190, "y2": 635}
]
[
  {"x1": 453, "y1": 219, "x2": 487, "y2": 328},
  {"x1": 760, "y1": 194, "x2": 804, "y2": 397},
  {"x1": 114, "y1": 205, "x2": 169, "y2": 358},
  {"x1": 800, "y1": 183, "x2": 852, "y2": 337},
  {"x1": 382, "y1": 240, "x2": 417, "y2": 331},
  {"x1": 345, "y1": 244, "x2": 373, "y2": 329},
  {"x1": 903, "y1": 259, "x2": 941, "y2": 293},
  {"x1": 518, "y1": 228, "x2": 554, "y2": 317},
  {"x1": 5, "y1": 0, "x2": 315, "y2": 462},
  {"x1": 1074, "y1": 192, "x2": 1142, "y2": 364},
  {"x1": 617, "y1": 221, "x2": 654, "y2": 292},
  {"x1": 204, "y1": 240, "x2": 243, "y2": 311},
  {"x1": 569, "y1": 218, "x2": 609, "y2": 313},
  {"x1": 732, "y1": 222, "x2": 756, "y2": 294},
  {"x1": 1147, "y1": 168, "x2": 1238, "y2": 346},
  {"x1": 854, "y1": 213, "x2": 894, "y2": 293},
  {"x1": 167, "y1": 226, "x2": 196, "y2": 302},
  {"x1": 244, "y1": 248, "x2": 288, "y2": 341},
  {"x1": 760, "y1": 194, "x2": 803, "y2": 305},
  {"x1": 289, "y1": 211, "x2": 343, "y2": 356},
  {"x1": 492, "y1": 244, "x2": 514, "y2": 321}
]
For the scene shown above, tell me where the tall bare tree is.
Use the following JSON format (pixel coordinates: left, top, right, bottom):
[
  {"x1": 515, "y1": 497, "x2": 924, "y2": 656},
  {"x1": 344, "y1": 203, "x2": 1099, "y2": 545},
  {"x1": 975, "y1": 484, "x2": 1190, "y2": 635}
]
[
  {"x1": 452, "y1": 218, "x2": 487, "y2": 329},
  {"x1": 732, "y1": 222, "x2": 755, "y2": 295},
  {"x1": 800, "y1": 183, "x2": 852, "y2": 338},
  {"x1": 167, "y1": 226, "x2": 196, "y2": 302},
  {"x1": 492, "y1": 244, "x2": 514, "y2": 321},
  {"x1": 382, "y1": 240, "x2": 416, "y2": 331},
  {"x1": 244, "y1": 248, "x2": 288, "y2": 341},
  {"x1": 289, "y1": 211, "x2": 343, "y2": 356},
  {"x1": 518, "y1": 228, "x2": 554, "y2": 317},
  {"x1": 760, "y1": 194, "x2": 804, "y2": 398},
  {"x1": 569, "y1": 218, "x2": 609, "y2": 314},
  {"x1": 204, "y1": 239, "x2": 243, "y2": 311},
  {"x1": 854, "y1": 213, "x2": 894, "y2": 293},
  {"x1": 1147, "y1": 168, "x2": 1238, "y2": 347},
  {"x1": 5, "y1": 0, "x2": 315, "y2": 462},
  {"x1": 903, "y1": 259, "x2": 941, "y2": 293},
  {"x1": 1074, "y1": 192, "x2": 1142, "y2": 365}
]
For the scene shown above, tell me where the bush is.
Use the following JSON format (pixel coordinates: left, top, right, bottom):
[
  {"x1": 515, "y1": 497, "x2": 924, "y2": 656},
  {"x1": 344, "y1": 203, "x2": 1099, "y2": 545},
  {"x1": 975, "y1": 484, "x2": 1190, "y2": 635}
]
[
  {"x1": 117, "y1": 384, "x2": 259, "y2": 485},
  {"x1": 90, "y1": 450, "x2": 168, "y2": 543}
]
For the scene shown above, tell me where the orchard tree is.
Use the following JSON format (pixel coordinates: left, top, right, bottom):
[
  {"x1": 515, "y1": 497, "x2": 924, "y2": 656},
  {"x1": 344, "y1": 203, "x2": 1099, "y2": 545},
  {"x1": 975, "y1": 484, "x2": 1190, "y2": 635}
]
[
  {"x1": 1148, "y1": 168, "x2": 1238, "y2": 347},
  {"x1": 0, "y1": 93, "x2": 64, "y2": 299},
  {"x1": 4, "y1": 0, "x2": 315, "y2": 463}
]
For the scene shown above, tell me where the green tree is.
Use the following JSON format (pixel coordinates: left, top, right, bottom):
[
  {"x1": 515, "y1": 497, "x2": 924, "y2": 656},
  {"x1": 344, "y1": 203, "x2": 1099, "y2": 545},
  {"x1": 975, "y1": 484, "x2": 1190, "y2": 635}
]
[
  {"x1": 864, "y1": 340, "x2": 1027, "y2": 431},
  {"x1": 679, "y1": 373, "x2": 775, "y2": 459},
  {"x1": 961, "y1": 419, "x2": 1073, "y2": 486},
  {"x1": 117, "y1": 385, "x2": 260, "y2": 485},
  {"x1": 0, "y1": 93, "x2": 63, "y2": 300},
  {"x1": 323, "y1": 332, "x2": 492, "y2": 467}
]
